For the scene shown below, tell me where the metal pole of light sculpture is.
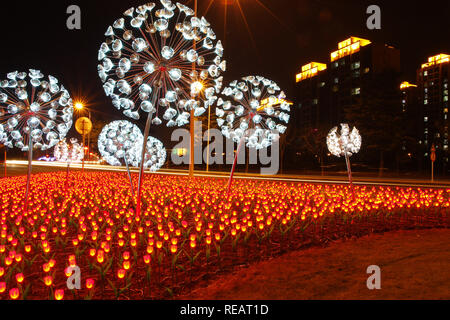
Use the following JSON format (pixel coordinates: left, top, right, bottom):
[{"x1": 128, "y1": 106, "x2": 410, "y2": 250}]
[
  {"x1": 216, "y1": 76, "x2": 292, "y2": 198},
  {"x1": 327, "y1": 124, "x2": 362, "y2": 196},
  {"x1": 97, "y1": 1, "x2": 226, "y2": 216},
  {"x1": 0, "y1": 69, "x2": 73, "y2": 211}
]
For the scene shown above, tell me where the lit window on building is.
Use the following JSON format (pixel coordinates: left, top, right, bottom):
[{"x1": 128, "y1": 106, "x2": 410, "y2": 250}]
[
  {"x1": 313, "y1": 99, "x2": 318, "y2": 105},
  {"x1": 424, "y1": 117, "x2": 428, "y2": 122},
  {"x1": 424, "y1": 99, "x2": 428, "y2": 105},
  {"x1": 319, "y1": 82, "x2": 326, "y2": 87},
  {"x1": 424, "y1": 71, "x2": 428, "y2": 76},
  {"x1": 364, "y1": 67, "x2": 370, "y2": 73},
  {"x1": 351, "y1": 61, "x2": 360, "y2": 70},
  {"x1": 351, "y1": 88, "x2": 361, "y2": 95},
  {"x1": 334, "y1": 78, "x2": 339, "y2": 84}
]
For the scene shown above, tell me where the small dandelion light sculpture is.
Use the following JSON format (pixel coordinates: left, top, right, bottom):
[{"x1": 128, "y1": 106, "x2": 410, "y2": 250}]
[
  {"x1": 216, "y1": 75, "x2": 292, "y2": 196},
  {"x1": 97, "y1": 0, "x2": 226, "y2": 215},
  {"x1": 54, "y1": 138, "x2": 84, "y2": 164},
  {"x1": 0, "y1": 69, "x2": 73, "y2": 209},
  {"x1": 327, "y1": 123, "x2": 362, "y2": 190},
  {"x1": 98, "y1": 120, "x2": 143, "y2": 194},
  {"x1": 54, "y1": 138, "x2": 84, "y2": 186}
]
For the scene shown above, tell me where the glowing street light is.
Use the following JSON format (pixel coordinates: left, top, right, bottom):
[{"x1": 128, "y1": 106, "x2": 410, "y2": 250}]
[
  {"x1": 74, "y1": 101, "x2": 93, "y2": 162},
  {"x1": 75, "y1": 102, "x2": 84, "y2": 110}
]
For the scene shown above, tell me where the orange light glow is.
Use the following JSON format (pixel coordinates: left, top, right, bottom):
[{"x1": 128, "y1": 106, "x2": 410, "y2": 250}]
[
  {"x1": 86, "y1": 278, "x2": 95, "y2": 289},
  {"x1": 330, "y1": 37, "x2": 371, "y2": 62},
  {"x1": 296, "y1": 62, "x2": 327, "y2": 82},
  {"x1": 400, "y1": 81, "x2": 417, "y2": 90},
  {"x1": 421, "y1": 53, "x2": 450, "y2": 69},
  {"x1": 9, "y1": 288, "x2": 19, "y2": 300},
  {"x1": 54, "y1": 289, "x2": 64, "y2": 300}
]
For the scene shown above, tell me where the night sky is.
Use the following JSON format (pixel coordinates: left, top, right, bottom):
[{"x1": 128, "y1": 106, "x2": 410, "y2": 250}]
[{"x1": 1, "y1": 0, "x2": 449, "y2": 141}]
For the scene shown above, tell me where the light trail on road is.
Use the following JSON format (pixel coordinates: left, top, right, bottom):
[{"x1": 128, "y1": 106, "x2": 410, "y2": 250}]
[{"x1": 4, "y1": 160, "x2": 450, "y2": 189}]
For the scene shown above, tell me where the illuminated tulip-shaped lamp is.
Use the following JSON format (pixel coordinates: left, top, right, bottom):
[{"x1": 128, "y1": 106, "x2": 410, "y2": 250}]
[
  {"x1": 216, "y1": 75, "x2": 292, "y2": 197},
  {"x1": 0, "y1": 69, "x2": 73, "y2": 210},
  {"x1": 327, "y1": 124, "x2": 362, "y2": 192},
  {"x1": 97, "y1": 1, "x2": 226, "y2": 216}
]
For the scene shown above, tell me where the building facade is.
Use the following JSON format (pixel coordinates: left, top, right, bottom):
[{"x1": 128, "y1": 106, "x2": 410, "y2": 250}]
[
  {"x1": 416, "y1": 54, "x2": 450, "y2": 166},
  {"x1": 294, "y1": 37, "x2": 401, "y2": 132}
]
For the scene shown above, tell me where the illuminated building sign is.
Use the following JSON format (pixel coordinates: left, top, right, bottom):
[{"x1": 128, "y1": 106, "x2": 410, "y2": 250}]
[
  {"x1": 400, "y1": 81, "x2": 417, "y2": 90},
  {"x1": 421, "y1": 54, "x2": 450, "y2": 69},
  {"x1": 260, "y1": 98, "x2": 293, "y2": 108},
  {"x1": 296, "y1": 62, "x2": 327, "y2": 82},
  {"x1": 330, "y1": 37, "x2": 371, "y2": 62}
]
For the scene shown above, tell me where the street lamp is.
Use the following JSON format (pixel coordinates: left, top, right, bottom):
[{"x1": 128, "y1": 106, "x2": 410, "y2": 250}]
[
  {"x1": 189, "y1": 81, "x2": 204, "y2": 176},
  {"x1": 74, "y1": 101, "x2": 92, "y2": 162},
  {"x1": 75, "y1": 102, "x2": 84, "y2": 110}
]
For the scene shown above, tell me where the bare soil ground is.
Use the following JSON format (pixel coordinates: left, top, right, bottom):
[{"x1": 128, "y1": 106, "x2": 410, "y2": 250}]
[{"x1": 180, "y1": 228, "x2": 450, "y2": 300}]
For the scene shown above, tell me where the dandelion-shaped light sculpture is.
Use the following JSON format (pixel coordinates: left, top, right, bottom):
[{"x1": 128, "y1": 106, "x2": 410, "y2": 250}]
[
  {"x1": 97, "y1": 0, "x2": 226, "y2": 215},
  {"x1": 216, "y1": 75, "x2": 291, "y2": 196},
  {"x1": 54, "y1": 138, "x2": 84, "y2": 186},
  {"x1": 0, "y1": 69, "x2": 73, "y2": 209},
  {"x1": 327, "y1": 124, "x2": 361, "y2": 191},
  {"x1": 131, "y1": 136, "x2": 167, "y2": 172},
  {"x1": 54, "y1": 138, "x2": 84, "y2": 164},
  {"x1": 98, "y1": 120, "x2": 143, "y2": 194}
]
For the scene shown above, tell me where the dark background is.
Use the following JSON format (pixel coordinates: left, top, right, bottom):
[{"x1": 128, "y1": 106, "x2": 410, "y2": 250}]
[{"x1": 0, "y1": 0, "x2": 449, "y2": 171}]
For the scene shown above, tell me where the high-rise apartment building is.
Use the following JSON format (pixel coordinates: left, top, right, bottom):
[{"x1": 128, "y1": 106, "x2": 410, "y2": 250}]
[
  {"x1": 416, "y1": 54, "x2": 450, "y2": 164},
  {"x1": 294, "y1": 36, "x2": 400, "y2": 131}
]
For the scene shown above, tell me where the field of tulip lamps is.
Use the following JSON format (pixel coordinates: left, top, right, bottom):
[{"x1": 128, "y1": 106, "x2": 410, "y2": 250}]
[{"x1": 0, "y1": 172, "x2": 448, "y2": 300}]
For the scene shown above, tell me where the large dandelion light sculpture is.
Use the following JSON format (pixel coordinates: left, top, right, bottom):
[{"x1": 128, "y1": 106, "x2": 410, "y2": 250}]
[
  {"x1": 216, "y1": 75, "x2": 291, "y2": 195},
  {"x1": 327, "y1": 123, "x2": 361, "y2": 190},
  {"x1": 98, "y1": 0, "x2": 226, "y2": 215},
  {"x1": 0, "y1": 69, "x2": 73, "y2": 209},
  {"x1": 217, "y1": 76, "x2": 290, "y2": 149}
]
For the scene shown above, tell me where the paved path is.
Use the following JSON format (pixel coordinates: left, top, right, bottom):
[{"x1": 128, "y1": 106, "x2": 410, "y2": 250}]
[{"x1": 180, "y1": 229, "x2": 450, "y2": 300}]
